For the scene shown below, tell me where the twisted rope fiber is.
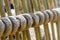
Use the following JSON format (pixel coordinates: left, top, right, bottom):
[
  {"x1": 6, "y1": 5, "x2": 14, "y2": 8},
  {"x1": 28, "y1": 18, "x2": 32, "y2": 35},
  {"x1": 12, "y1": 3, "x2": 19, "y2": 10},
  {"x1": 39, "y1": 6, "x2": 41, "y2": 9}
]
[{"x1": 0, "y1": 8, "x2": 60, "y2": 40}]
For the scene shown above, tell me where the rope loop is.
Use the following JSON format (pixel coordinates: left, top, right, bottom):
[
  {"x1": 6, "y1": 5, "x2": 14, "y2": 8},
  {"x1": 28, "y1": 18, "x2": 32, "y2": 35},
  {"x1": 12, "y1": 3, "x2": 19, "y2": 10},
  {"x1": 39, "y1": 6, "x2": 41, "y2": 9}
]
[
  {"x1": 35, "y1": 11, "x2": 45, "y2": 25},
  {"x1": 42, "y1": 11, "x2": 49, "y2": 24},
  {"x1": 16, "y1": 15, "x2": 26, "y2": 31},
  {"x1": 1, "y1": 17, "x2": 12, "y2": 37},
  {"x1": 52, "y1": 8, "x2": 60, "y2": 21},
  {"x1": 29, "y1": 13, "x2": 39, "y2": 27},
  {"x1": 22, "y1": 14, "x2": 33, "y2": 29},
  {"x1": 9, "y1": 16, "x2": 20, "y2": 35},
  {"x1": 51, "y1": 9, "x2": 57, "y2": 22},
  {"x1": 45, "y1": 10, "x2": 53, "y2": 22}
]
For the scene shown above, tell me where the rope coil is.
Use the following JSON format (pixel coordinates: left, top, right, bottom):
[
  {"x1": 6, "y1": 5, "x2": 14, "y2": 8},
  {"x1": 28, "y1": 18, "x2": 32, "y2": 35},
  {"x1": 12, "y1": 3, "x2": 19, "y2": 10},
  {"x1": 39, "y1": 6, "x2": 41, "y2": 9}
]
[
  {"x1": 9, "y1": 16, "x2": 20, "y2": 35},
  {"x1": 0, "y1": 8, "x2": 60, "y2": 40},
  {"x1": 22, "y1": 14, "x2": 33, "y2": 29},
  {"x1": 16, "y1": 15, "x2": 26, "y2": 31},
  {"x1": 1, "y1": 17, "x2": 12, "y2": 38},
  {"x1": 29, "y1": 13, "x2": 39, "y2": 27},
  {"x1": 35, "y1": 11, "x2": 45, "y2": 25}
]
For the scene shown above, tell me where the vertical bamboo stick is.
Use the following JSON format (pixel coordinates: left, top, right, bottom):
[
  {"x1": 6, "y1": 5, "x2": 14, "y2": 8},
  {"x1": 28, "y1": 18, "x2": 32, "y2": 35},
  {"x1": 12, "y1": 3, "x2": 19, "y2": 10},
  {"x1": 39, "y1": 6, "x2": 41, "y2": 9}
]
[
  {"x1": 21, "y1": 0, "x2": 29, "y2": 13},
  {"x1": 4, "y1": 0, "x2": 12, "y2": 16},
  {"x1": 53, "y1": 9, "x2": 60, "y2": 40},
  {"x1": 26, "y1": 0, "x2": 33, "y2": 13},
  {"x1": 3, "y1": 0, "x2": 14, "y2": 40},
  {"x1": 22, "y1": 31, "x2": 27, "y2": 40},
  {"x1": 20, "y1": 0, "x2": 41, "y2": 40},
  {"x1": 36, "y1": 0, "x2": 47, "y2": 40},
  {"x1": 19, "y1": 0, "x2": 24, "y2": 13},
  {"x1": 13, "y1": 0, "x2": 31, "y2": 40},
  {"x1": 51, "y1": 22, "x2": 56, "y2": 40},
  {"x1": 38, "y1": 0, "x2": 56, "y2": 40},
  {"x1": 35, "y1": 0, "x2": 51, "y2": 40},
  {"x1": 37, "y1": 0, "x2": 51, "y2": 40},
  {"x1": 29, "y1": 0, "x2": 43, "y2": 40},
  {"x1": 43, "y1": 7, "x2": 51, "y2": 40},
  {"x1": 46, "y1": 0, "x2": 56, "y2": 40},
  {"x1": 56, "y1": 21, "x2": 60, "y2": 40},
  {"x1": 13, "y1": 0, "x2": 28, "y2": 40},
  {"x1": 56, "y1": 10, "x2": 60, "y2": 40},
  {"x1": 1, "y1": 0, "x2": 12, "y2": 40},
  {"x1": 16, "y1": 0, "x2": 27, "y2": 40},
  {"x1": 0, "y1": 0, "x2": 5, "y2": 17},
  {"x1": 15, "y1": 31, "x2": 20, "y2": 40},
  {"x1": 14, "y1": 0, "x2": 26, "y2": 40},
  {"x1": 46, "y1": 0, "x2": 55, "y2": 9},
  {"x1": 53, "y1": 0, "x2": 57, "y2": 7},
  {"x1": 30, "y1": 13, "x2": 42, "y2": 40},
  {"x1": 0, "y1": 0, "x2": 6, "y2": 40},
  {"x1": 43, "y1": 11, "x2": 51, "y2": 40},
  {"x1": 37, "y1": 0, "x2": 46, "y2": 11},
  {"x1": 21, "y1": 0, "x2": 32, "y2": 40},
  {"x1": 34, "y1": 26, "x2": 42, "y2": 40},
  {"x1": 31, "y1": 0, "x2": 39, "y2": 12},
  {"x1": 26, "y1": 0, "x2": 42, "y2": 40},
  {"x1": 4, "y1": 0, "x2": 20, "y2": 40},
  {"x1": 45, "y1": 10, "x2": 56, "y2": 40},
  {"x1": 13, "y1": 0, "x2": 21, "y2": 40},
  {"x1": 13, "y1": 0, "x2": 20, "y2": 15},
  {"x1": 9, "y1": 35, "x2": 13, "y2": 40},
  {"x1": 50, "y1": 10, "x2": 57, "y2": 40},
  {"x1": 44, "y1": 24, "x2": 51, "y2": 40},
  {"x1": 24, "y1": 29, "x2": 31, "y2": 40}
]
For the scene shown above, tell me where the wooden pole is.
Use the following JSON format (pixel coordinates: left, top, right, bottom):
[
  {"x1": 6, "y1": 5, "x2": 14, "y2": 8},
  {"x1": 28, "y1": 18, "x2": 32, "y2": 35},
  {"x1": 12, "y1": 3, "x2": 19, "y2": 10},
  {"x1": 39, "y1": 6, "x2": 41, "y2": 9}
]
[
  {"x1": 37, "y1": 0, "x2": 56, "y2": 40},
  {"x1": 31, "y1": 0, "x2": 43, "y2": 40},
  {"x1": 3, "y1": 0, "x2": 14, "y2": 40},
  {"x1": 52, "y1": 9, "x2": 60, "y2": 40},
  {"x1": 0, "y1": 0, "x2": 6, "y2": 40},
  {"x1": 13, "y1": 0, "x2": 21, "y2": 40},
  {"x1": 21, "y1": 0, "x2": 32, "y2": 40},
  {"x1": 45, "y1": 0, "x2": 56, "y2": 40}
]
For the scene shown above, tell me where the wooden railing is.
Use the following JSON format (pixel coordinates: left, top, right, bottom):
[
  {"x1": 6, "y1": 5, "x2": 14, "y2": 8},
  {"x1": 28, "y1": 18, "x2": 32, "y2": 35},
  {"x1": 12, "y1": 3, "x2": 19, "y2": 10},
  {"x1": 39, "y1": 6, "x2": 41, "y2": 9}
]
[{"x1": 0, "y1": 0, "x2": 60, "y2": 40}]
